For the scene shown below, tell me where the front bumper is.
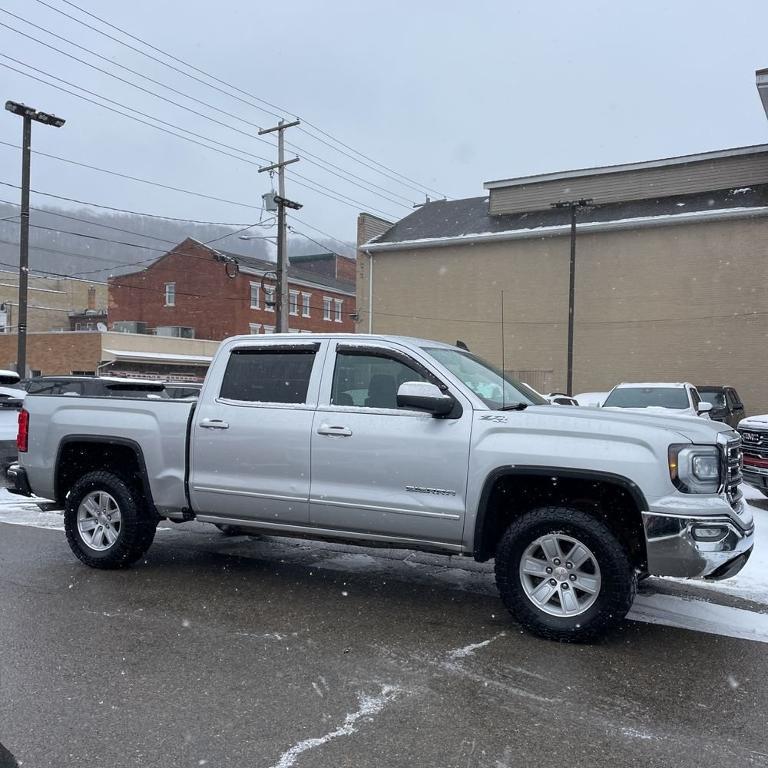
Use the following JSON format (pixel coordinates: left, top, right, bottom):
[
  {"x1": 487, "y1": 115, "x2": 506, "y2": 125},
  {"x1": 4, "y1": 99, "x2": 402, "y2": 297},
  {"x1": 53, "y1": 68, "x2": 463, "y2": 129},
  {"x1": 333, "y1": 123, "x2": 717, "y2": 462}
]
[
  {"x1": 6, "y1": 463, "x2": 32, "y2": 497},
  {"x1": 642, "y1": 501, "x2": 754, "y2": 580},
  {"x1": 742, "y1": 461, "x2": 768, "y2": 493}
]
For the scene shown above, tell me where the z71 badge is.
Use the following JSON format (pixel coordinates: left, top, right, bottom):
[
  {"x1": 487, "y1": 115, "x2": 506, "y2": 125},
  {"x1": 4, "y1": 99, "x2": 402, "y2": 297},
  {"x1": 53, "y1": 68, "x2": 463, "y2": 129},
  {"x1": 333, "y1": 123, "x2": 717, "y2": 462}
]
[{"x1": 479, "y1": 414, "x2": 508, "y2": 423}]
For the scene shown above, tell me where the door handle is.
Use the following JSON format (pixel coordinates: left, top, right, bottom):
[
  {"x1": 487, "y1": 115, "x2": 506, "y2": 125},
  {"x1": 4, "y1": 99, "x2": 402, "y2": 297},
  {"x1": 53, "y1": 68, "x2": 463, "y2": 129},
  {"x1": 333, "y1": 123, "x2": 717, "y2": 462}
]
[
  {"x1": 317, "y1": 424, "x2": 352, "y2": 437},
  {"x1": 199, "y1": 418, "x2": 230, "y2": 430}
]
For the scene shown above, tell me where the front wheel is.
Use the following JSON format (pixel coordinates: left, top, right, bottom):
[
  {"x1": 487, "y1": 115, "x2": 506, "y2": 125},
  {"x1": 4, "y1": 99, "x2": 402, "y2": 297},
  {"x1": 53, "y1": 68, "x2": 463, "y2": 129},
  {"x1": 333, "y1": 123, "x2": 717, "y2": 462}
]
[
  {"x1": 64, "y1": 471, "x2": 157, "y2": 569},
  {"x1": 494, "y1": 506, "x2": 636, "y2": 642}
]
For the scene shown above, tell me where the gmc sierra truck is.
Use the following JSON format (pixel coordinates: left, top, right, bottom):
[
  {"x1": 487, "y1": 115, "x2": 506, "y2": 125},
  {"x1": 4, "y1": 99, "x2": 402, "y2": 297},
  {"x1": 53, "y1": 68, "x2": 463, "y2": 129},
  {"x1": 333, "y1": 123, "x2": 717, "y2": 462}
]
[{"x1": 7, "y1": 334, "x2": 753, "y2": 642}]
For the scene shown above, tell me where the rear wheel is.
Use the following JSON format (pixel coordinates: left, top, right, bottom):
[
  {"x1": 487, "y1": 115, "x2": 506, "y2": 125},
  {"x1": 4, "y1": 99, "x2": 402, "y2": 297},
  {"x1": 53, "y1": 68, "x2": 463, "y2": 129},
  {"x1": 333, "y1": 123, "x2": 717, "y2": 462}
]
[
  {"x1": 494, "y1": 506, "x2": 636, "y2": 642},
  {"x1": 64, "y1": 471, "x2": 157, "y2": 569}
]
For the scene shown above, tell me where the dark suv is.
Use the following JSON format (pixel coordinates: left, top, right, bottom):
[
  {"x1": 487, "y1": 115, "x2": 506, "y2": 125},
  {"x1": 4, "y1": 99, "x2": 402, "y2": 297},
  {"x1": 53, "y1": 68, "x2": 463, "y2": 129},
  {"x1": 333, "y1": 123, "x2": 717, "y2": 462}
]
[
  {"x1": 21, "y1": 376, "x2": 166, "y2": 398},
  {"x1": 696, "y1": 386, "x2": 745, "y2": 428}
]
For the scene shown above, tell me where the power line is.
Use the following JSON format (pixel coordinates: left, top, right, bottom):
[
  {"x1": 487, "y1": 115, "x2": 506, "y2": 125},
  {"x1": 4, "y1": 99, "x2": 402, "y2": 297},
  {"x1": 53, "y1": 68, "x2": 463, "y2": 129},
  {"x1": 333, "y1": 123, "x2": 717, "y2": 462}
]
[
  {"x1": 0, "y1": 181, "x2": 256, "y2": 225},
  {"x1": 30, "y1": 0, "x2": 447, "y2": 199},
  {"x1": 0, "y1": 182, "x2": 354, "y2": 262},
  {"x1": 0, "y1": 56, "x2": 402, "y2": 220},
  {"x1": 1, "y1": 9, "x2": 416, "y2": 209},
  {"x1": 0, "y1": 198, "x2": 177, "y2": 243},
  {"x1": 0, "y1": 139, "x2": 264, "y2": 211}
]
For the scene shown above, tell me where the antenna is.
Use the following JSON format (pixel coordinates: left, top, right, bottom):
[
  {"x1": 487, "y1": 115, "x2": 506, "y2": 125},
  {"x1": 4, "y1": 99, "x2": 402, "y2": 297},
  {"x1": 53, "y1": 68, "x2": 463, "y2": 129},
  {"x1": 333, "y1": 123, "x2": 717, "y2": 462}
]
[{"x1": 501, "y1": 290, "x2": 506, "y2": 410}]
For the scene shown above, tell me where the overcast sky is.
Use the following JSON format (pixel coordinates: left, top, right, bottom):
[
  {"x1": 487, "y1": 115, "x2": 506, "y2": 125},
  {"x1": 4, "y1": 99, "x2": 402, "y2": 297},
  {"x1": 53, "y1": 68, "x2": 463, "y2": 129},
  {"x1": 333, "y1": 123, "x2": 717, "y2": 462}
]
[{"x1": 1, "y1": 0, "x2": 767, "y2": 249}]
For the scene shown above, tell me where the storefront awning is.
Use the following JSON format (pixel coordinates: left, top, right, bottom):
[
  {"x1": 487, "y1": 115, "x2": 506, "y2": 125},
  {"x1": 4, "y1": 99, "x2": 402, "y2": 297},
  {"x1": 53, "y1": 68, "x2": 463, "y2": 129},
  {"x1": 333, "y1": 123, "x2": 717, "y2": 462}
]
[{"x1": 102, "y1": 349, "x2": 213, "y2": 366}]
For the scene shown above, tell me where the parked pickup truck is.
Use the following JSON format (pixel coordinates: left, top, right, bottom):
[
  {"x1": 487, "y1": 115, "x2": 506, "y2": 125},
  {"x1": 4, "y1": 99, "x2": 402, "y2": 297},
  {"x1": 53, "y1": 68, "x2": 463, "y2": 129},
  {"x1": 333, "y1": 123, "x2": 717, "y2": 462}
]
[{"x1": 8, "y1": 334, "x2": 753, "y2": 641}]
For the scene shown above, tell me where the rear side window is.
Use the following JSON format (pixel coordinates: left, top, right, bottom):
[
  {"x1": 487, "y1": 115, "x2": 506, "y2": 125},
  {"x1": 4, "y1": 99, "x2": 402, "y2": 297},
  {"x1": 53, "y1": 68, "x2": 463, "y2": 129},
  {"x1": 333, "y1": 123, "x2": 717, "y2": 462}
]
[{"x1": 220, "y1": 348, "x2": 317, "y2": 404}]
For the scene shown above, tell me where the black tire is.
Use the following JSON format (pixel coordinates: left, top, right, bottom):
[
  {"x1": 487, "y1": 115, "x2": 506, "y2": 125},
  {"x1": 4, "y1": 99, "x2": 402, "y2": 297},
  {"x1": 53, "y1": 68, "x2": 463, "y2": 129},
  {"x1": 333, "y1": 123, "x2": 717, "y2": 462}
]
[
  {"x1": 494, "y1": 506, "x2": 636, "y2": 643},
  {"x1": 64, "y1": 470, "x2": 157, "y2": 569}
]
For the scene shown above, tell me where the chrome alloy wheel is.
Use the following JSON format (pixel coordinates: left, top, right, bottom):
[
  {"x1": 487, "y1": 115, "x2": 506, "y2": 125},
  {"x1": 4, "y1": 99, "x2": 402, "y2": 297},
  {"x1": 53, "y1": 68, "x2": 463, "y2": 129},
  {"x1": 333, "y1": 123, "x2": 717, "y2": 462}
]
[
  {"x1": 519, "y1": 533, "x2": 602, "y2": 617},
  {"x1": 77, "y1": 490, "x2": 122, "y2": 551}
]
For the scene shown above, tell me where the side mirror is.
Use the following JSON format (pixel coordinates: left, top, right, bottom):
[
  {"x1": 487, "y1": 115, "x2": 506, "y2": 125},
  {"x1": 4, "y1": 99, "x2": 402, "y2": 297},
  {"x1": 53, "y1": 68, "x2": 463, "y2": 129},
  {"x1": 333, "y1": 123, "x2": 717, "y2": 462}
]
[
  {"x1": 397, "y1": 381, "x2": 455, "y2": 417},
  {"x1": 697, "y1": 401, "x2": 713, "y2": 415}
]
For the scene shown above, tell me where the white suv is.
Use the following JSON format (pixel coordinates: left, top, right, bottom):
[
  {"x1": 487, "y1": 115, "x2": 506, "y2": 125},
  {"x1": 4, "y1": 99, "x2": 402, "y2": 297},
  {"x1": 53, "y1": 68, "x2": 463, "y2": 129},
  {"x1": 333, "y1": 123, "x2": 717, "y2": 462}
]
[{"x1": 601, "y1": 382, "x2": 712, "y2": 419}]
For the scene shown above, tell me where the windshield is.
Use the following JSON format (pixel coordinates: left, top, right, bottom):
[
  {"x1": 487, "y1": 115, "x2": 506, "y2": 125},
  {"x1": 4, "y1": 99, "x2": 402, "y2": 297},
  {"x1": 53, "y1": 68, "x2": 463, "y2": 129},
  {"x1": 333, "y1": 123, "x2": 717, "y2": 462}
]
[
  {"x1": 603, "y1": 387, "x2": 690, "y2": 409},
  {"x1": 698, "y1": 390, "x2": 726, "y2": 407},
  {"x1": 424, "y1": 347, "x2": 549, "y2": 408}
]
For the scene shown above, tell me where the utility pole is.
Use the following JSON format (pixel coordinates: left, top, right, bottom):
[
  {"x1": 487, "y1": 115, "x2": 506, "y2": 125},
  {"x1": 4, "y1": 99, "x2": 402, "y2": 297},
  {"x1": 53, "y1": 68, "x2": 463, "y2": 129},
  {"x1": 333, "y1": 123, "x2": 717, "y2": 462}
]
[
  {"x1": 258, "y1": 119, "x2": 300, "y2": 333},
  {"x1": 552, "y1": 198, "x2": 592, "y2": 396},
  {"x1": 5, "y1": 101, "x2": 65, "y2": 375}
]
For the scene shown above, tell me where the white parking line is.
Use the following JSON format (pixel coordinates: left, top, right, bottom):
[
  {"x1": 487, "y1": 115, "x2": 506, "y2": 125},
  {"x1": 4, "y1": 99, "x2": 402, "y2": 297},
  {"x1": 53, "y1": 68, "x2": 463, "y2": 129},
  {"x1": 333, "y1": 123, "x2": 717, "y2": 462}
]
[{"x1": 629, "y1": 593, "x2": 768, "y2": 643}]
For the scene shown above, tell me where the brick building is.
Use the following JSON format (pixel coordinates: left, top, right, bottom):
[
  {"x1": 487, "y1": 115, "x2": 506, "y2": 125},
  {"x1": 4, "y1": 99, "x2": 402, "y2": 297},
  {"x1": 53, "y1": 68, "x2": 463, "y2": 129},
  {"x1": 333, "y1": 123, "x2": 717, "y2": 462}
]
[
  {"x1": 359, "y1": 144, "x2": 768, "y2": 413},
  {"x1": 109, "y1": 238, "x2": 356, "y2": 339},
  {"x1": 0, "y1": 270, "x2": 107, "y2": 337},
  {"x1": 0, "y1": 331, "x2": 220, "y2": 380}
]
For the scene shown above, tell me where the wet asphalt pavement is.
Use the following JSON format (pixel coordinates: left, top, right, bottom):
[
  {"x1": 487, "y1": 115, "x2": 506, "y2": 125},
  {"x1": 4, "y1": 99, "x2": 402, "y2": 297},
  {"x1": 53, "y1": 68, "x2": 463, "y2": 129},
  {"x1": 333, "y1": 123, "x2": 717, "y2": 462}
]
[{"x1": 1, "y1": 520, "x2": 767, "y2": 768}]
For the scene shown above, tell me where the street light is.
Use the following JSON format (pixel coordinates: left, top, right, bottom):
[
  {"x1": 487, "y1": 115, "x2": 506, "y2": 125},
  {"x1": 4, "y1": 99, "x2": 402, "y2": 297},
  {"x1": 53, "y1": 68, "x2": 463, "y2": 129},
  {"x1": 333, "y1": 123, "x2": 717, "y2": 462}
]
[
  {"x1": 238, "y1": 235, "x2": 277, "y2": 243},
  {"x1": 552, "y1": 198, "x2": 592, "y2": 397},
  {"x1": 5, "y1": 100, "x2": 65, "y2": 376}
]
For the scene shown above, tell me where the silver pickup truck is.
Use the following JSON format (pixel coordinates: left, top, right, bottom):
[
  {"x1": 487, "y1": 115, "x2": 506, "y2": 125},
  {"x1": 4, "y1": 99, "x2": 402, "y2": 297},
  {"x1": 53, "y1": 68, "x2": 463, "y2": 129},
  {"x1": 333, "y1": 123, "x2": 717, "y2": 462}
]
[{"x1": 8, "y1": 334, "x2": 753, "y2": 641}]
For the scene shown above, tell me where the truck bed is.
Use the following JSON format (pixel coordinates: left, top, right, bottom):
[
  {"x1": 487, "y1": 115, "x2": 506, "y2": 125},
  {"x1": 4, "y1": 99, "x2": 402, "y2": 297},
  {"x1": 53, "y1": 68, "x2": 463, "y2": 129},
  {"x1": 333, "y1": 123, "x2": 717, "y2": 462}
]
[{"x1": 22, "y1": 395, "x2": 194, "y2": 515}]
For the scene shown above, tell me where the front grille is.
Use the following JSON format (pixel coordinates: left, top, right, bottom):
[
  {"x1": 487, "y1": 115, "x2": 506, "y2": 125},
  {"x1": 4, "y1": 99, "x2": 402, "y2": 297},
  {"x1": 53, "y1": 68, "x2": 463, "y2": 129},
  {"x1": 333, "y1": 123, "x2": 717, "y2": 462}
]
[
  {"x1": 739, "y1": 429, "x2": 768, "y2": 459},
  {"x1": 723, "y1": 437, "x2": 743, "y2": 509}
]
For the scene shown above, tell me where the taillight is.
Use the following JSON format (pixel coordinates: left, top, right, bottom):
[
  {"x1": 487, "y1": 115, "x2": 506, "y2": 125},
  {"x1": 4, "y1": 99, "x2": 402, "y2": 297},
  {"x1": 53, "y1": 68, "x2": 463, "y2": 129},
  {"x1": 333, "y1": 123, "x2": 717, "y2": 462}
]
[{"x1": 17, "y1": 408, "x2": 29, "y2": 453}]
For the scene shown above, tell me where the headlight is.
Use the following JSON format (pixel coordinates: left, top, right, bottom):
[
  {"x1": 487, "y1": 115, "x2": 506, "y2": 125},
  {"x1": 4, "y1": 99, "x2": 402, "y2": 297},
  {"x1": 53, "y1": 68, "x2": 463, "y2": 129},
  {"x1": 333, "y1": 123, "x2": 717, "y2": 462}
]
[{"x1": 669, "y1": 444, "x2": 721, "y2": 493}]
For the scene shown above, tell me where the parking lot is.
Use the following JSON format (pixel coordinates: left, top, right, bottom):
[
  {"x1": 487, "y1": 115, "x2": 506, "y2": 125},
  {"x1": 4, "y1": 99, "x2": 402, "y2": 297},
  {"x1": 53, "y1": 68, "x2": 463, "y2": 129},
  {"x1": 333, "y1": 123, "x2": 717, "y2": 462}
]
[{"x1": 1, "y1": 490, "x2": 767, "y2": 768}]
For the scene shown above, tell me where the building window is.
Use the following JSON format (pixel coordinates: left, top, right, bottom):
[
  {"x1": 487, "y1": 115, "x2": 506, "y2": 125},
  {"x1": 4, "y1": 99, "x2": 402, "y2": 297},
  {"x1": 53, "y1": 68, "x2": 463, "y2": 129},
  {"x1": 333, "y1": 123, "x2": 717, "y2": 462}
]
[
  {"x1": 302, "y1": 292, "x2": 311, "y2": 318},
  {"x1": 289, "y1": 290, "x2": 299, "y2": 316},
  {"x1": 250, "y1": 282, "x2": 260, "y2": 309},
  {"x1": 164, "y1": 282, "x2": 176, "y2": 307},
  {"x1": 265, "y1": 286, "x2": 275, "y2": 312},
  {"x1": 263, "y1": 324, "x2": 275, "y2": 334},
  {"x1": 334, "y1": 298, "x2": 343, "y2": 323},
  {"x1": 249, "y1": 323, "x2": 261, "y2": 334},
  {"x1": 323, "y1": 296, "x2": 332, "y2": 321}
]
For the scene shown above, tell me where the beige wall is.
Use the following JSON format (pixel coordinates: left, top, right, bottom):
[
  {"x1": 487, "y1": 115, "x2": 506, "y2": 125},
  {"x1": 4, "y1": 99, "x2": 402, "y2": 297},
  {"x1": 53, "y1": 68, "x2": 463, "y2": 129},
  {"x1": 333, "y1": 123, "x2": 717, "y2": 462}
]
[
  {"x1": 363, "y1": 216, "x2": 768, "y2": 414},
  {"x1": 0, "y1": 271, "x2": 107, "y2": 333}
]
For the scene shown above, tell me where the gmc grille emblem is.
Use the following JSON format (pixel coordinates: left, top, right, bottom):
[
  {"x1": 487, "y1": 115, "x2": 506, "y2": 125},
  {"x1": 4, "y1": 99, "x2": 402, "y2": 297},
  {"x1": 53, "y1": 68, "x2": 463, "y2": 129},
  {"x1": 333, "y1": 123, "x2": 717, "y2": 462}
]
[{"x1": 742, "y1": 432, "x2": 760, "y2": 444}]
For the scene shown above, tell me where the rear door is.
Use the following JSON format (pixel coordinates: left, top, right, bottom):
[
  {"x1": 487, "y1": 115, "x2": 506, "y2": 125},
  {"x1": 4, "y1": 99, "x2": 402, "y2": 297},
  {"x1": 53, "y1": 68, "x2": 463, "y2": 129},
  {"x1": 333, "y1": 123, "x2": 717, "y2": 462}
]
[
  {"x1": 308, "y1": 342, "x2": 472, "y2": 545},
  {"x1": 189, "y1": 339, "x2": 325, "y2": 525}
]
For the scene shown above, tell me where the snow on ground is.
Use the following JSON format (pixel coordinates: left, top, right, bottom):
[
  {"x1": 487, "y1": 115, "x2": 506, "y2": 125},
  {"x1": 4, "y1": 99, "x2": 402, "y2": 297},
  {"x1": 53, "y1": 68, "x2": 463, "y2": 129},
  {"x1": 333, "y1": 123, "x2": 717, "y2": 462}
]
[{"x1": 1, "y1": 486, "x2": 767, "y2": 642}]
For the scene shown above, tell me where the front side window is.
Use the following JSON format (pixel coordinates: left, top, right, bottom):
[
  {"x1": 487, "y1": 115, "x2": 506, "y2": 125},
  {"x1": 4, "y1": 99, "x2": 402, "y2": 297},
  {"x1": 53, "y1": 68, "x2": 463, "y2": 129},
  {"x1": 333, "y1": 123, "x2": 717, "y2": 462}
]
[
  {"x1": 164, "y1": 282, "x2": 176, "y2": 307},
  {"x1": 323, "y1": 296, "x2": 332, "y2": 321},
  {"x1": 334, "y1": 298, "x2": 343, "y2": 322},
  {"x1": 220, "y1": 348, "x2": 316, "y2": 404},
  {"x1": 603, "y1": 387, "x2": 689, "y2": 409},
  {"x1": 331, "y1": 351, "x2": 429, "y2": 409},
  {"x1": 289, "y1": 290, "x2": 299, "y2": 316},
  {"x1": 424, "y1": 347, "x2": 547, "y2": 409},
  {"x1": 302, "y1": 292, "x2": 311, "y2": 318},
  {"x1": 250, "y1": 283, "x2": 260, "y2": 309}
]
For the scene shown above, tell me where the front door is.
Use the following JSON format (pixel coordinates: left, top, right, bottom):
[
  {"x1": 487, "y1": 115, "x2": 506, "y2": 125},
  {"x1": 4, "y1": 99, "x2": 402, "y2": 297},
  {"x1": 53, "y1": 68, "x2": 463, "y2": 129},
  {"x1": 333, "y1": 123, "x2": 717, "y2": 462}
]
[
  {"x1": 309, "y1": 343, "x2": 472, "y2": 545},
  {"x1": 190, "y1": 341, "x2": 324, "y2": 525}
]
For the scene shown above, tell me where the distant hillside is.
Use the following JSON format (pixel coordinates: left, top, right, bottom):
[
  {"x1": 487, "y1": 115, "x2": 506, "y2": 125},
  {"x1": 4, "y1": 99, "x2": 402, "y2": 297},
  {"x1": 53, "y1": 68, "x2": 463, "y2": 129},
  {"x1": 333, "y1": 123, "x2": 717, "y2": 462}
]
[{"x1": 0, "y1": 201, "x2": 354, "y2": 283}]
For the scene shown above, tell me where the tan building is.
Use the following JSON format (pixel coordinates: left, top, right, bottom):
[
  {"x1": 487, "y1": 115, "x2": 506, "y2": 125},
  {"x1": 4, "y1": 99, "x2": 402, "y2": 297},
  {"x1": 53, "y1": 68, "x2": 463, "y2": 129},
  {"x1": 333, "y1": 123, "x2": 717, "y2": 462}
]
[
  {"x1": 0, "y1": 331, "x2": 220, "y2": 380},
  {"x1": 359, "y1": 144, "x2": 768, "y2": 413},
  {"x1": 0, "y1": 270, "x2": 107, "y2": 335}
]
